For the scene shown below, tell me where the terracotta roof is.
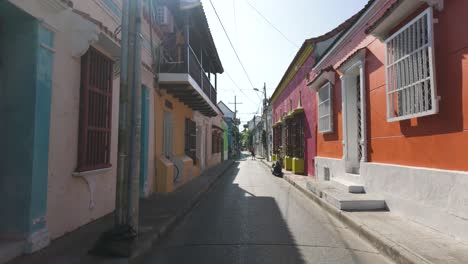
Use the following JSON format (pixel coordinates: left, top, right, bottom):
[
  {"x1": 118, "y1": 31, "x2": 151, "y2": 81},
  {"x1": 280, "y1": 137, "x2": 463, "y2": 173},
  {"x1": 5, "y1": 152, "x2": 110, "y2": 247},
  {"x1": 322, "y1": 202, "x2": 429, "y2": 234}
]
[
  {"x1": 306, "y1": 65, "x2": 335, "y2": 87},
  {"x1": 193, "y1": 3, "x2": 224, "y2": 73},
  {"x1": 335, "y1": 47, "x2": 367, "y2": 71},
  {"x1": 72, "y1": 9, "x2": 121, "y2": 43},
  {"x1": 270, "y1": 1, "x2": 373, "y2": 103}
]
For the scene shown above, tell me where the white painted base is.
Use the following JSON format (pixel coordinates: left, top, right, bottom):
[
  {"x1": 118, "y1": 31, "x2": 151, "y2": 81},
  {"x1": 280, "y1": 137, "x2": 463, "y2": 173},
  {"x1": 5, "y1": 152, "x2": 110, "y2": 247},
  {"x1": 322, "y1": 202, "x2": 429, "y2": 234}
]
[
  {"x1": 361, "y1": 162, "x2": 468, "y2": 242},
  {"x1": 25, "y1": 228, "x2": 50, "y2": 253},
  {"x1": 316, "y1": 156, "x2": 468, "y2": 242}
]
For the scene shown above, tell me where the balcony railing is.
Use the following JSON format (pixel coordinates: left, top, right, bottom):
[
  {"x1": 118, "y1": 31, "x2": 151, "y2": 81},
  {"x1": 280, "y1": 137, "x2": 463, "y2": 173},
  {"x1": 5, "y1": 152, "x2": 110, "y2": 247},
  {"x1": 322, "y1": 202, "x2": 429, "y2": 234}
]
[{"x1": 159, "y1": 45, "x2": 217, "y2": 106}]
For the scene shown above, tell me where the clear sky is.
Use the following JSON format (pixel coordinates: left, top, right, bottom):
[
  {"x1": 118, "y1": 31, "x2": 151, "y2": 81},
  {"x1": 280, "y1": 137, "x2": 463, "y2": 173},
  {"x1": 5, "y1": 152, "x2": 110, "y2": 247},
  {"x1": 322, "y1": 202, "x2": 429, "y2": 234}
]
[{"x1": 201, "y1": 0, "x2": 368, "y2": 126}]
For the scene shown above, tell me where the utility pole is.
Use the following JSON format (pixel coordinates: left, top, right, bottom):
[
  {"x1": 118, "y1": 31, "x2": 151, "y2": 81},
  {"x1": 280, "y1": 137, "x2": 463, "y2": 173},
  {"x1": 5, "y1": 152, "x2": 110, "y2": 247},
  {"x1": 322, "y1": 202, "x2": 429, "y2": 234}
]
[
  {"x1": 229, "y1": 96, "x2": 242, "y2": 155},
  {"x1": 228, "y1": 95, "x2": 243, "y2": 120},
  {"x1": 115, "y1": 0, "x2": 142, "y2": 232},
  {"x1": 91, "y1": 0, "x2": 142, "y2": 257}
]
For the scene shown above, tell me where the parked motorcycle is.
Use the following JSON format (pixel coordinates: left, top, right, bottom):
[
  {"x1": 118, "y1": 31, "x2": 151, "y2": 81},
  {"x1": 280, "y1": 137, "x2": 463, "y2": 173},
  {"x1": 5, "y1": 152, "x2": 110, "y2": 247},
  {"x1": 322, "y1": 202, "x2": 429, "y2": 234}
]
[{"x1": 271, "y1": 156, "x2": 283, "y2": 177}]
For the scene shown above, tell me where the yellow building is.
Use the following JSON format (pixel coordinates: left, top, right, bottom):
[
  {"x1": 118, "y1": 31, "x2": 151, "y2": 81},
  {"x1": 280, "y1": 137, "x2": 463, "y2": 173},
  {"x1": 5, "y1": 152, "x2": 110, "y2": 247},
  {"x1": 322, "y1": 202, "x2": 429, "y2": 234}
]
[{"x1": 152, "y1": 2, "x2": 224, "y2": 193}]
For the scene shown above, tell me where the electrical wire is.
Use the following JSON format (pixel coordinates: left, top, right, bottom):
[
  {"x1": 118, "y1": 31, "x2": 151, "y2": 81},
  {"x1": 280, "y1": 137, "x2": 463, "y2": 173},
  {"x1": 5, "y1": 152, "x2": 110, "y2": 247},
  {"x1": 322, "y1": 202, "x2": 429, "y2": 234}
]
[
  {"x1": 225, "y1": 71, "x2": 257, "y2": 105},
  {"x1": 209, "y1": 0, "x2": 256, "y2": 89},
  {"x1": 245, "y1": 0, "x2": 299, "y2": 48}
]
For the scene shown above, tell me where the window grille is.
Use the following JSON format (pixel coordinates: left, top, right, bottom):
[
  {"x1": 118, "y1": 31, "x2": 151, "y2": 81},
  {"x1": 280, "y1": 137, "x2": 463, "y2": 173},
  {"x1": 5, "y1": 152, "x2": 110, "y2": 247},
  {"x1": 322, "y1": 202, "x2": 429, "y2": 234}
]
[
  {"x1": 185, "y1": 119, "x2": 197, "y2": 164},
  {"x1": 77, "y1": 47, "x2": 113, "y2": 172},
  {"x1": 285, "y1": 119, "x2": 293, "y2": 156},
  {"x1": 318, "y1": 82, "x2": 333, "y2": 133},
  {"x1": 385, "y1": 8, "x2": 438, "y2": 121},
  {"x1": 294, "y1": 114, "x2": 305, "y2": 158}
]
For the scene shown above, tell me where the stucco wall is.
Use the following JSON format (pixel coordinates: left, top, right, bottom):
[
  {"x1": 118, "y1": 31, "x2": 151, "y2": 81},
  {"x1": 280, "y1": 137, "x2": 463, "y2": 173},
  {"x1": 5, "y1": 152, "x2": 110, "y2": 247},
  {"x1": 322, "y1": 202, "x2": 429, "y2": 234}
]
[
  {"x1": 45, "y1": 1, "x2": 122, "y2": 240},
  {"x1": 153, "y1": 90, "x2": 196, "y2": 193},
  {"x1": 315, "y1": 0, "x2": 468, "y2": 172},
  {"x1": 272, "y1": 54, "x2": 317, "y2": 176}
]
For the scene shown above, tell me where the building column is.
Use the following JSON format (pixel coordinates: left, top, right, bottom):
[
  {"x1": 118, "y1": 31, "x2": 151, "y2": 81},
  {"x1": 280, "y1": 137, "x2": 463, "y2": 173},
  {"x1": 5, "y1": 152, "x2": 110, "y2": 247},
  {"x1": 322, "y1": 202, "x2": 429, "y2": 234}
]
[{"x1": 0, "y1": 7, "x2": 54, "y2": 253}]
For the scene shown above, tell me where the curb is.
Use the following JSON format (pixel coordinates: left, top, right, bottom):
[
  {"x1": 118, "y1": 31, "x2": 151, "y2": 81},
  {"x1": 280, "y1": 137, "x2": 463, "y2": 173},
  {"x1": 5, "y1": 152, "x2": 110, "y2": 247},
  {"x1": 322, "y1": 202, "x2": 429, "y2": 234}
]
[
  {"x1": 281, "y1": 174, "x2": 430, "y2": 264},
  {"x1": 129, "y1": 160, "x2": 235, "y2": 264}
]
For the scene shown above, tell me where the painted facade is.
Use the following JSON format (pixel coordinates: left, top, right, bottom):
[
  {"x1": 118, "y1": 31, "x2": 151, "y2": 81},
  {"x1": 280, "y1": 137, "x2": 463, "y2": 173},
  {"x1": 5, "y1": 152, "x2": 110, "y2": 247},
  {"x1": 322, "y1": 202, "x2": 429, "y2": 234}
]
[
  {"x1": 0, "y1": 0, "x2": 122, "y2": 256},
  {"x1": 218, "y1": 101, "x2": 238, "y2": 159},
  {"x1": 309, "y1": 0, "x2": 468, "y2": 242},
  {"x1": 153, "y1": 1, "x2": 225, "y2": 193},
  {"x1": 271, "y1": 49, "x2": 316, "y2": 176},
  {"x1": 270, "y1": 18, "x2": 354, "y2": 176}
]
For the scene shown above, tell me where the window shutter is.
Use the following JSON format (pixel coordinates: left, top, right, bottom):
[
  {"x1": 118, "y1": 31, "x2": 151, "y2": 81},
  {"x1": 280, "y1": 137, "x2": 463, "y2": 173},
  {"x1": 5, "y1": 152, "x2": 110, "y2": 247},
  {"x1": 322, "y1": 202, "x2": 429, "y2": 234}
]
[
  {"x1": 77, "y1": 47, "x2": 113, "y2": 172},
  {"x1": 385, "y1": 8, "x2": 438, "y2": 121},
  {"x1": 318, "y1": 82, "x2": 333, "y2": 134}
]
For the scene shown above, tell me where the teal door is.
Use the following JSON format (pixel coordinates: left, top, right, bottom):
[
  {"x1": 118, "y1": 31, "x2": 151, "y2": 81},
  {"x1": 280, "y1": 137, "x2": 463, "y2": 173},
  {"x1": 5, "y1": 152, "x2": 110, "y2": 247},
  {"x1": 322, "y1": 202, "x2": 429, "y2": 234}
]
[{"x1": 139, "y1": 86, "x2": 149, "y2": 197}]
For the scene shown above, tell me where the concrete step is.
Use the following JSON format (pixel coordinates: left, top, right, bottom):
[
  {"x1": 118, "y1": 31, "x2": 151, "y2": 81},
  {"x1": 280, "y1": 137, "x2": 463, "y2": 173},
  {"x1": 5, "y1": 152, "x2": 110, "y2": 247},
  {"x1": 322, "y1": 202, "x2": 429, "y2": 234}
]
[
  {"x1": 331, "y1": 177, "x2": 365, "y2": 193},
  {"x1": 0, "y1": 239, "x2": 25, "y2": 264},
  {"x1": 306, "y1": 180, "x2": 386, "y2": 211}
]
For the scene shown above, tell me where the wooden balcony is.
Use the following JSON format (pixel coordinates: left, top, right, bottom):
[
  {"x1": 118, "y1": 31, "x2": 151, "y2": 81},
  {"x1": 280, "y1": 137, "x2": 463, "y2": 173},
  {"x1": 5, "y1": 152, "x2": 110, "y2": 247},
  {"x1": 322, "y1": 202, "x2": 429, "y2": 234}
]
[{"x1": 159, "y1": 45, "x2": 218, "y2": 117}]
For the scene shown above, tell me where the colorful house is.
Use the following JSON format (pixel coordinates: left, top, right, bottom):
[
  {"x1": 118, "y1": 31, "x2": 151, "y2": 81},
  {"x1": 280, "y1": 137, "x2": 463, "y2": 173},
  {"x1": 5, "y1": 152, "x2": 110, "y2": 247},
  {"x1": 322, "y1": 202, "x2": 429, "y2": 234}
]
[
  {"x1": 218, "y1": 101, "x2": 236, "y2": 159},
  {"x1": 308, "y1": 0, "x2": 468, "y2": 242},
  {"x1": 270, "y1": 18, "x2": 357, "y2": 176},
  {"x1": 0, "y1": 0, "x2": 122, "y2": 259},
  {"x1": 154, "y1": 1, "x2": 225, "y2": 193}
]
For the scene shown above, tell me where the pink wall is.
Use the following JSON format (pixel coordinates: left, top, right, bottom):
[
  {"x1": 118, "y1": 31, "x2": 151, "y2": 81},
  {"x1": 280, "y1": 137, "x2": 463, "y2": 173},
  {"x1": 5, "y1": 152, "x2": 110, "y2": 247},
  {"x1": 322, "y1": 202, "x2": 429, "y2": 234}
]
[{"x1": 273, "y1": 55, "x2": 317, "y2": 176}]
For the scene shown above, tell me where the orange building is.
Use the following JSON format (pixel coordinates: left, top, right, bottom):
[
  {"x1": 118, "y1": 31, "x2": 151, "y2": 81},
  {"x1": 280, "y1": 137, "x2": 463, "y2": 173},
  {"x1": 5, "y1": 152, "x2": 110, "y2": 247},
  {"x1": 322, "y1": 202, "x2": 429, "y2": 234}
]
[{"x1": 307, "y1": 0, "x2": 468, "y2": 242}]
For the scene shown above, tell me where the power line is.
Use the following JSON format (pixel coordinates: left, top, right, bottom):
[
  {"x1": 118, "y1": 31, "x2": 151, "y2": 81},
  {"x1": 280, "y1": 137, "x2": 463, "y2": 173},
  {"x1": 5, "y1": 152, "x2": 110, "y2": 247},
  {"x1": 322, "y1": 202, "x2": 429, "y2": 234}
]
[
  {"x1": 245, "y1": 0, "x2": 299, "y2": 48},
  {"x1": 225, "y1": 71, "x2": 257, "y2": 105},
  {"x1": 209, "y1": 0, "x2": 256, "y2": 89}
]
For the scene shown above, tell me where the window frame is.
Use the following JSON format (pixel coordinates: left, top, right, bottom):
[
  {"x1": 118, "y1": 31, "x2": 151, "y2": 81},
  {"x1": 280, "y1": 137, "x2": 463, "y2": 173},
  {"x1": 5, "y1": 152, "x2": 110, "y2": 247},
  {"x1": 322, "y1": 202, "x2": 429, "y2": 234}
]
[
  {"x1": 184, "y1": 118, "x2": 197, "y2": 164},
  {"x1": 77, "y1": 47, "x2": 114, "y2": 172},
  {"x1": 384, "y1": 8, "x2": 438, "y2": 122},
  {"x1": 317, "y1": 82, "x2": 333, "y2": 134}
]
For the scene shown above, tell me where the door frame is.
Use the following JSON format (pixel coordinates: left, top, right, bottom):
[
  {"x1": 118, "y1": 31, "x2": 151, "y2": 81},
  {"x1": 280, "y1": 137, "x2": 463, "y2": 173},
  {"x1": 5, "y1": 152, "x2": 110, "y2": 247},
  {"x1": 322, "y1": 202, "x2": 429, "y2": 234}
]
[{"x1": 340, "y1": 49, "x2": 367, "y2": 174}]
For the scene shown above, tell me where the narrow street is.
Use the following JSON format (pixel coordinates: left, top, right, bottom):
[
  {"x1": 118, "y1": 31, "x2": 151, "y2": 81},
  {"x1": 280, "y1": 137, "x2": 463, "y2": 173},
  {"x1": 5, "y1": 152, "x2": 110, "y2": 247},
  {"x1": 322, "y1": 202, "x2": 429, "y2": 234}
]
[{"x1": 143, "y1": 154, "x2": 392, "y2": 264}]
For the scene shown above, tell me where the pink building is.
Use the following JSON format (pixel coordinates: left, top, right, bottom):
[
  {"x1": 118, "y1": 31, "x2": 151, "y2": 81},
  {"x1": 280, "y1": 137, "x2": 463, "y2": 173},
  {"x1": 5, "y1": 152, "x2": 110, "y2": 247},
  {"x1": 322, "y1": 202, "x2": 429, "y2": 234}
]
[{"x1": 270, "y1": 18, "x2": 358, "y2": 176}]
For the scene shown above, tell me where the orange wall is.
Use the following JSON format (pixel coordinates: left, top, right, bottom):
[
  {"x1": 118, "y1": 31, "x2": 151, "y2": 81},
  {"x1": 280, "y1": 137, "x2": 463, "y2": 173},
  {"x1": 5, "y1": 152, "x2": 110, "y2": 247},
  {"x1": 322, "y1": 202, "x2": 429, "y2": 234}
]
[
  {"x1": 317, "y1": 0, "x2": 468, "y2": 171},
  {"x1": 316, "y1": 74, "x2": 343, "y2": 159}
]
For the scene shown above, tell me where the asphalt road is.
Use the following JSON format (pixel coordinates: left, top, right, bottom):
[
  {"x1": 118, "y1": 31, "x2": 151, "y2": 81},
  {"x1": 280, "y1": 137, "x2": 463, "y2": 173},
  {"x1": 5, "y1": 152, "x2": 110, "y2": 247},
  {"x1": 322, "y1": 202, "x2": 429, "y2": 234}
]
[{"x1": 143, "y1": 155, "x2": 392, "y2": 264}]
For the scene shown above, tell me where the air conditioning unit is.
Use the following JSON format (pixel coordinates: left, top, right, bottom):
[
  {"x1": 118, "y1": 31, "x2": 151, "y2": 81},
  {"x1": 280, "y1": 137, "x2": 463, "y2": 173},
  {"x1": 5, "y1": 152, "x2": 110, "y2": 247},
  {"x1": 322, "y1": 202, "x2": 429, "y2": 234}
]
[{"x1": 156, "y1": 6, "x2": 174, "y2": 33}]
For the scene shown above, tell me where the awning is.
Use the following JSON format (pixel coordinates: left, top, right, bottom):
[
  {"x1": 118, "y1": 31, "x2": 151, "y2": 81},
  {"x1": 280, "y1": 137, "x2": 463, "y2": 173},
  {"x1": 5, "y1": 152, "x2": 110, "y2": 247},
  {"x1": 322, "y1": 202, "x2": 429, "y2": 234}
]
[
  {"x1": 366, "y1": 0, "x2": 444, "y2": 40},
  {"x1": 307, "y1": 66, "x2": 336, "y2": 91}
]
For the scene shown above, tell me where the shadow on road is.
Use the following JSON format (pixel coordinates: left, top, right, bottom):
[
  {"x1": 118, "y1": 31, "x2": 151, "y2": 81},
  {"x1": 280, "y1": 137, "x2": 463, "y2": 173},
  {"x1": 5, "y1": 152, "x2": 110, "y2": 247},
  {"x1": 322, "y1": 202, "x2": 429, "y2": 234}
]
[{"x1": 148, "y1": 161, "x2": 306, "y2": 264}]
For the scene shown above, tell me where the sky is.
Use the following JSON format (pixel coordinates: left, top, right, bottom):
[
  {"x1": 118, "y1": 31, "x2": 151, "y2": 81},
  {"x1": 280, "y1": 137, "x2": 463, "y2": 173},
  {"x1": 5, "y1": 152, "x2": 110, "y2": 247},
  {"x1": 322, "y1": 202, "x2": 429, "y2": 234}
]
[{"x1": 201, "y1": 0, "x2": 368, "y2": 126}]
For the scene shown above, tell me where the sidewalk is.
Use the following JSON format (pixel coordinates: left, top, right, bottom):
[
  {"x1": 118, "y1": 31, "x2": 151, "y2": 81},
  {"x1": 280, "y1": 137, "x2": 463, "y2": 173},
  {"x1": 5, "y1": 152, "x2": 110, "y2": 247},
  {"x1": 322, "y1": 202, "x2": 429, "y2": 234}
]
[
  {"x1": 259, "y1": 159, "x2": 468, "y2": 264},
  {"x1": 8, "y1": 160, "x2": 235, "y2": 264}
]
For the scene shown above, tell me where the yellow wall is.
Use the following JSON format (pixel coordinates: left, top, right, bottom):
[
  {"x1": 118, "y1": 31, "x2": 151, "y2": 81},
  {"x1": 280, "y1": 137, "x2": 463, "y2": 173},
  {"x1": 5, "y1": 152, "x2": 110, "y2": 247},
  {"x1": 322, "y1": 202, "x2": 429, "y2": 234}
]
[{"x1": 153, "y1": 89, "x2": 201, "y2": 193}]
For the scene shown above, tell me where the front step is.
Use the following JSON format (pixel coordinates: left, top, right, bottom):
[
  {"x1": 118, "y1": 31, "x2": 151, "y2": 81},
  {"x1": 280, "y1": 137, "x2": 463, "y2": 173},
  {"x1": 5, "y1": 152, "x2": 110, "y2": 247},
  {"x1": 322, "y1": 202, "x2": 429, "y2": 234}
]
[
  {"x1": 331, "y1": 178, "x2": 365, "y2": 193},
  {"x1": 306, "y1": 180, "x2": 386, "y2": 211}
]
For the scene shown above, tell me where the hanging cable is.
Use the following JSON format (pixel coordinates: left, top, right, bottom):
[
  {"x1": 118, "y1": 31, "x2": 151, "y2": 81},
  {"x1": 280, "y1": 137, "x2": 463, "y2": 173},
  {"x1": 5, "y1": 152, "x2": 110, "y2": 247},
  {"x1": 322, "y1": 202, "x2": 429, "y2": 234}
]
[
  {"x1": 245, "y1": 0, "x2": 299, "y2": 48},
  {"x1": 209, "y1": 0, "x2": 256, "y2": 89}
]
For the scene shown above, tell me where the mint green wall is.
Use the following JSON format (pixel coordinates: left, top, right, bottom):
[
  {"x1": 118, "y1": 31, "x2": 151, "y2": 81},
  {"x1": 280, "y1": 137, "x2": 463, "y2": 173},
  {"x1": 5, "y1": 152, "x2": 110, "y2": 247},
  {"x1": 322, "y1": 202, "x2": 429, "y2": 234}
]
[
  {"x1": 0, "y1": 2, "x2": 53, "y2": 238},
  {"x1": 222, "y1": 121, "x2": 228, "y2": 152}
]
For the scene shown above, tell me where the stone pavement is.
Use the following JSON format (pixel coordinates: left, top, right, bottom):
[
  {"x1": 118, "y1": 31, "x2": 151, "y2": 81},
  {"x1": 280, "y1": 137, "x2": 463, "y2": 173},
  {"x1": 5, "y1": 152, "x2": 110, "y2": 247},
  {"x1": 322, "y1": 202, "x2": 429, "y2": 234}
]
[
  {"x1": 7, "y1": 160, "x2": 235, "y2": 264},
  {"x1": 259, "y1": 159, "x2": 468, "y2": 264}
]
